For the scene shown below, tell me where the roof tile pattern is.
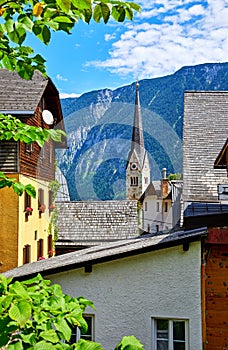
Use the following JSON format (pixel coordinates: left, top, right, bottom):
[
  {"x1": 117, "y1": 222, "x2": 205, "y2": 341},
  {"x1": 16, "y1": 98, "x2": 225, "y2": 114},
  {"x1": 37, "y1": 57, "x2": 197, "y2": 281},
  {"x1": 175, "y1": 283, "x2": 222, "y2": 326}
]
[
  {"x1": 0, "y1": 69, "x2": 48, "y2": 111},
  {"x1": 183, "y1": 91, "x2": 228, "y2": 202},
  {"x1": 56, "y1": 200, "x2": 138, "y2": 246}
]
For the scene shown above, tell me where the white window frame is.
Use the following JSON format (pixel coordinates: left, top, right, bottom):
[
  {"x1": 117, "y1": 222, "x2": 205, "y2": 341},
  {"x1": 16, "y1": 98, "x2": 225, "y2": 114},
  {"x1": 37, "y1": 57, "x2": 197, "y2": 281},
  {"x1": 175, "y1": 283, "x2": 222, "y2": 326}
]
[{"x1": 152, "y1": 317, "x2": 189, "y2": 350}]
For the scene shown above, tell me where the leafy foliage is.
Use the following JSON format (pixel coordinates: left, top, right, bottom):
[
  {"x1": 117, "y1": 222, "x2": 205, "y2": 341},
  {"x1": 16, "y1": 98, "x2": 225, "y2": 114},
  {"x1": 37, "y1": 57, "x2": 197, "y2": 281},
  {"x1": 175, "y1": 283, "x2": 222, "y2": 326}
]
[
  {"x1": 0, "y1": 0, "x2": 140, "y2": 79},
  {"x1": 0, "y1": 274, "x2": 143, "y2": 349},
  {"x1": 0, "y1": 114, "x2": 65, "y2": 147},
  {"x1": 0, "y1": 273, "x2": 96, "y2": 349},
  {"x1": 115, "y1": 336, "x2": 144, "y2": 350},
  {"x1": 0, "y1": 114, "x2": 65, "y2": 197},
  {"x1": 0, "y1": 171, "x2": 36, "y2": 197}
]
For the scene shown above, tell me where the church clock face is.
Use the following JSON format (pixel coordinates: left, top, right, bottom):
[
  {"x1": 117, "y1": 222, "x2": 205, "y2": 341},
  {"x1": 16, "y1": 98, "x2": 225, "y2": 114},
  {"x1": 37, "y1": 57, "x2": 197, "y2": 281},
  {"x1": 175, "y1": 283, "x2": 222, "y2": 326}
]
[{"x1": 130, "y1": 162, "x2": 138, "y2": 171}]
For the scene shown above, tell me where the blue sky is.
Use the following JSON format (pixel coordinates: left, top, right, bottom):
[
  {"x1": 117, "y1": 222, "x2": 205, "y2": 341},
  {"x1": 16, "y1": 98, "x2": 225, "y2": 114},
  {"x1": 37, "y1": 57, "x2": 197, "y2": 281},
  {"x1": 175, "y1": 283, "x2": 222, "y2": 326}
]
[{"x1": 30, "y1": 0, "x2": 228, "y2": 98}]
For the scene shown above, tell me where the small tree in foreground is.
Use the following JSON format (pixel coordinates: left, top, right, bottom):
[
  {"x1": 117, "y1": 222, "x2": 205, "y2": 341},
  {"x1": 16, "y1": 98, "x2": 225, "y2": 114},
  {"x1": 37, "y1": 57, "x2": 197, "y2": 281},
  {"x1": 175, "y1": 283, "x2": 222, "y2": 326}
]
[{"x1": 0, "y1": 274, "x2": 143, "y2": 349}]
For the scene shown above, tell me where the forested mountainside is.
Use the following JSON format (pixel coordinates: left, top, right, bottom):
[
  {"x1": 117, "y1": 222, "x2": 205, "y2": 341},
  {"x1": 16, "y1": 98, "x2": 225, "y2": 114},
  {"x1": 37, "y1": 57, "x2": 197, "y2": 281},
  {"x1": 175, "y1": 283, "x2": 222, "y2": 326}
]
[{"x1": 58, "y1": 62, "x2": 228, "y2": 201}]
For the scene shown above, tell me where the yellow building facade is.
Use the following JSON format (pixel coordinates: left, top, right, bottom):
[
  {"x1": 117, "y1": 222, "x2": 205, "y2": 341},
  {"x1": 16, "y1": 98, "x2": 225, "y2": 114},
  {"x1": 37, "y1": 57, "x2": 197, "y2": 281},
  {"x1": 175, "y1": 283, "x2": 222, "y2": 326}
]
[{"x1": 0, "y1": 69, "x2": 66, "y2": 273}]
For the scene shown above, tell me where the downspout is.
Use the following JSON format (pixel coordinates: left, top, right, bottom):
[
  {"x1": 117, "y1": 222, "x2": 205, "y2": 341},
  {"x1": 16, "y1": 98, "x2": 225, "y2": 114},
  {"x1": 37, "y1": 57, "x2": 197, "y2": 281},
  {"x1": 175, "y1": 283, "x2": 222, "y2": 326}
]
[{"x1": 201, "y1": 250, "x2": 207, "y2": 350}]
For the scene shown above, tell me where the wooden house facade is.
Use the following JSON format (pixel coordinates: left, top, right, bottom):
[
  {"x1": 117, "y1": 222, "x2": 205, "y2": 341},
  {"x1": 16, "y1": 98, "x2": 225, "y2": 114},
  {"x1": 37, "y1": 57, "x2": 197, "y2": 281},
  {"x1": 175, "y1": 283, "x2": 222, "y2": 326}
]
[{"x1": 0, "y1": 69, "x2": 66, "y2": 272}]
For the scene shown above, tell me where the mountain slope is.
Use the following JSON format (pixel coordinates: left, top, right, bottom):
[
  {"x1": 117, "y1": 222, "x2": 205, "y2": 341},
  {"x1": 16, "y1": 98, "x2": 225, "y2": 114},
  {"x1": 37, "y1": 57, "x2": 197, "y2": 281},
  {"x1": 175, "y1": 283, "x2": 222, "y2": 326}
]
[{"x1": 58, "y1": 62, "x2": 228, "y2": 200}]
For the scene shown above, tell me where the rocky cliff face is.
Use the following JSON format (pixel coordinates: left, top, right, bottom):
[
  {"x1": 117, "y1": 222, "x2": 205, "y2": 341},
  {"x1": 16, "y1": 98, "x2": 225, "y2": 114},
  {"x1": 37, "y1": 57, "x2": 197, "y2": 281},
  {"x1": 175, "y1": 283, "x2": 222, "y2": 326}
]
[{"x1": 58, "y1": 62, "x2": 228, "y2": 200}]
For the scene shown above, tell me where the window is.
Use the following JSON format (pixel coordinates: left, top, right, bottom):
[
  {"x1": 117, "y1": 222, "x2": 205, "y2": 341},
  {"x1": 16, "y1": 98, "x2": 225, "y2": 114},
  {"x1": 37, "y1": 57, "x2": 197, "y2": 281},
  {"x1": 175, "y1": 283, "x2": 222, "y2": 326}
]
[
  {"x1": 70, "y1": 315, "x2": 94, "y2": 344},
  {"x1": 130, "y1": 176, "x2": 138, "y2": 187},
  {"x1": 23, "y1": 245, "x2": 31, "y2": 264},
  {"x1": 145, "y1": 177, "x2": 148, "y2": 184},
  {"x1": 38, "y1": 188, "x2": 44, "y2": 212},
  {"x1": 24, "y1": 192, "x2": 31, "y2": 210},
  {"x1": 25, "y1": 142, "x2": 33, "y2": 153},
  {"x1": 40, "y1": 142, "x2": 46, "y2": 161},
  {"x1": 157, "y1": 202, "x2": 160, "y2": 212},
  {"x1": 145, "y1": 202, "x2": 148, "y2": 211},
  {"x1": 164, "y1": 202, "x2": 168, "y2": 212},
  {"x1": 37, "y1": 239, "x2": 44, "y2": 260},
  {"x1": 153, "y1": 318, "x2": 188, "y2": 350}
]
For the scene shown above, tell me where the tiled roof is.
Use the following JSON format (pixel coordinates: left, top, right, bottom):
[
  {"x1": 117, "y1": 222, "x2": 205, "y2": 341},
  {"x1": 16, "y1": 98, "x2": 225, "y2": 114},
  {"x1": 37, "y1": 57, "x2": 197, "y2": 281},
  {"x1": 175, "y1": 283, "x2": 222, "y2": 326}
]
[
  {"x1": 183, "y1": 91, "x2": 228, "y2": 202},
  {"x1": 4, "y1": 227, "x2": 207, "y2": 280},
  {"x1": 0, "y1": 69, "x2": 48, "y2": 112},
  {"x1": 56, "y1": 200, "x2": 138, "y2": 247}
]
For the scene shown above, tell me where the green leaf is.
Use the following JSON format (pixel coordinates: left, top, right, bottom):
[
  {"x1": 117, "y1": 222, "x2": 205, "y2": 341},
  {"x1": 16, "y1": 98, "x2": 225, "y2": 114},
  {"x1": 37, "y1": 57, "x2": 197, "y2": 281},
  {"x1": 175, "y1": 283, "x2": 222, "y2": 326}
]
[
  {"x1": 54, "y1": 318, "x2": 72, "y2": 341},
  {"x1": 56, "y1": 0, "x2": 71, "y2": 13},
  {"x1": 18, "y1": 15, "x2": 34, "y2": 32},
  {"x1": 114, "y1": 336, "x2": 144, "y2": 350},
  {"x1": 24, "y1": 184, "x2": 36, "y2": 198},
  {"x1": 9, "y1": 301, "x2": 32, "y2": 326},
  {"x1": 34, "y1": 341, "x2": 56, "y2": 350},
  {"x1": 4, "y1": 18, "x2": 14, "y2": 33},
  {"x1": 125, "y1": 7, "x2": 133, "y2": 20},
  {"x1": 77, "y1": 296, "x2": 95, "y2": 311},
  {"x1": 8, "y1": 23, "x2": 26, "y2": 45},
  {"x1": 9, "y1": 280, "x2": 30, "y2": 298},
  {"x1": 128, "y1": 3, "x2": 141, "y2": 12},
  {"x1": 12, "y1": 182, "x2": 25, "y2": 196},
  {"x1": 75, "y1": 339, "x2": 104, "y2": 350},
  {"x1": 7, "y1": 341, "x2": 23, "y2": 350},
  {"x1": 33, "y1": 54, "x2": 46, "y2": 64},
  {"x1": 40, "y1": 329, "x2": 59, "y2": 343},
  {"x1": 93, "y1": 4, "x2": 102, "y2": 23},
  {"x1": 100, "y1": 3, "x2": 110, "y2": 24},
  {"x1": 53, "y1": 16, "x2": 73, "y2": 23},
  {"x1": 33, "y1": 24, "x2": 51, "y2": 45},
  {"x1": 72, "y1": 0, "x2": 91, "y2": 10},
  {"x1": 2, "y1": 54, "x2": 14, "y2": 71}
]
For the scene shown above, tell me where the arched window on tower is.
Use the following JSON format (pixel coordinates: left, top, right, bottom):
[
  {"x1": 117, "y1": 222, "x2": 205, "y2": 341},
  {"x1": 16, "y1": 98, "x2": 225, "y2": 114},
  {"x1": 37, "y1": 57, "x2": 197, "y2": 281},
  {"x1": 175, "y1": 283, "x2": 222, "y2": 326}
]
[{"x1": 130, "y1": 176, "x2": 138, "y2": 186}]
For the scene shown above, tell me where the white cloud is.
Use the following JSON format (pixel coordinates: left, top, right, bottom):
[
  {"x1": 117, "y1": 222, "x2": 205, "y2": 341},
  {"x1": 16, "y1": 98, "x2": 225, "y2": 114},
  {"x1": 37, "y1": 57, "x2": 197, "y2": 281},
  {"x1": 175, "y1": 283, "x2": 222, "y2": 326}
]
[
  {"x1": 86, "y1": 1, "x2": 228, "y2": 79},
  {"x1": 60, "y1": 92, "x2": 81, "y2": 99},
  {"x1": 104, "y1": 33, "x2": 116, "y2": 41},
  {"x1": 56, "y1": 74, "x2": 68, "y2": 81}
]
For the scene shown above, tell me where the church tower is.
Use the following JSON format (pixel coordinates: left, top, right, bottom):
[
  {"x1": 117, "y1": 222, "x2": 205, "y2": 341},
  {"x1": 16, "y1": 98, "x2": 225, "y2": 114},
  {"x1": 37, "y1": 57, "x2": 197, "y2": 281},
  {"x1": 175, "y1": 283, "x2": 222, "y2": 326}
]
[{"x1": 126, "y1": 82, "x2": 150, "y2": 200}]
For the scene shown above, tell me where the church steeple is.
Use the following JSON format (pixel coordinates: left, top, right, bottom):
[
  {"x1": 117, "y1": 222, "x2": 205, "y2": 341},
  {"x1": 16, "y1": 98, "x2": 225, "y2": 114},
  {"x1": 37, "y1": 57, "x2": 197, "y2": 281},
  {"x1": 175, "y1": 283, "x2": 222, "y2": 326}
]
[
  {"x1": 131, "y1": 81, "x2": 145, "y2": 154},
  {"x1": 126, "y1": 82, "x2": 150, "y2": 200}
]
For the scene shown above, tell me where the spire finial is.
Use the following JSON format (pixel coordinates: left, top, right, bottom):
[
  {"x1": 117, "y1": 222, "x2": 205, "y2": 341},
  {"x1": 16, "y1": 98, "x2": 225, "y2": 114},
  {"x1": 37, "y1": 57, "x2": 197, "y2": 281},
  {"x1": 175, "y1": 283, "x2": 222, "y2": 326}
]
[{"x1": 136, "y1": 79, "x2": 139, "y2": 90}]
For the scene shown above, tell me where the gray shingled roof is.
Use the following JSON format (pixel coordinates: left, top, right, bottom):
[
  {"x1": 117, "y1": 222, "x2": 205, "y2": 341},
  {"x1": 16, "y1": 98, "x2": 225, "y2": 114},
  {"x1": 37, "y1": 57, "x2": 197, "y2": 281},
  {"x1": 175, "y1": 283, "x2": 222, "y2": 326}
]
[
  {"x1": 0, "y1": 69, "x2": 48, "y2": 112},
  {"x1": 4, "y1": 227, "x2": 207, "y2": 280},
  {"x1": 56, "y1": 200, "x2": 138, "y2": 247},
  {"x1": 183, "y1": 91, "x2": 228, "y2": 202}
]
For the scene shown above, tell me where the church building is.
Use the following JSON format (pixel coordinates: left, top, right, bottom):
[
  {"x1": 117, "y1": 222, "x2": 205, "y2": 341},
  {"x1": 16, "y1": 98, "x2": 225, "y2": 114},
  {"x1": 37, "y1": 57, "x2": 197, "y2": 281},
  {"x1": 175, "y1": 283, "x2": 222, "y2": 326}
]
[{"x1": 126, "y1": 82, "x2": 150, "y2": 200}]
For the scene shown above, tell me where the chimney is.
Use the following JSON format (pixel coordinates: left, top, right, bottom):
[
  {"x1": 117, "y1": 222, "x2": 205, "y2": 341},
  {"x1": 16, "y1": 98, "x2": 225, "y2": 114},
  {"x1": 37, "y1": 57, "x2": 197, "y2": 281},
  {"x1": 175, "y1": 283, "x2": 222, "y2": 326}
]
[
  {"x1": 161, "y1": 168, "x2": 169, "y2": 198},
  {"x1": 162, "y1": 168, "x2": 167, "y2": 179}
]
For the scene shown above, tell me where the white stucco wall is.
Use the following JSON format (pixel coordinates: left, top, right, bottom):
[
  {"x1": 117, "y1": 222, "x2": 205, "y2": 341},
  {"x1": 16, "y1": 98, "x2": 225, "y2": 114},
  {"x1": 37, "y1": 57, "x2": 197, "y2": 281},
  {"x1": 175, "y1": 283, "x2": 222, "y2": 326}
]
[
  {"x1": 142, "y1": 196, "x2": 173, "y2": 233},
  {"x1": 48, "y1": 241, "x2": 202, "y2": 350}
]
